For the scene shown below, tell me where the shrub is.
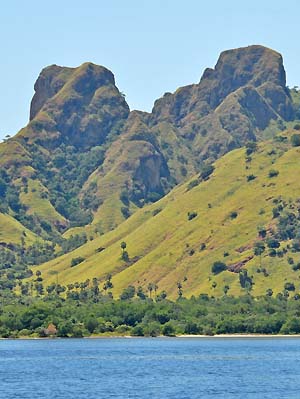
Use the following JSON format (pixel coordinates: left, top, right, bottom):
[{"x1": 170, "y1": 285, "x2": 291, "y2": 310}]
[
  {"x1": 131, "y1": 325, "x2": 144, "y2": 336},
  {"x1": 294, "y1": 124, "x2": 300, "y2": 131},
  {"x1": 246, "y1": 174, "x2": 256, "y2": 182},
  {"x1": 229, "y1": 211, "x2": 238, "y2": 219},
  {"x1": 199, "y1": 164, "x2": 214, "y2": 181},
  {"x1": 119, "y1": 190, "x2": 129, "y2": 206},
  {"x1": 212, "y1": 261, "x2": 227, "y2": 275},
  {"x1": 162, "y1": 323, "x2": 176, "y2": 336},
  {"x1": 257, "y1": 226, "x2": 267, "y2": 238},
  {"x1": 70, "y1": 257, "x2": 85, "y2": 267},
  {"x1": 266, "y1": 238, "x2": 280, "y2": 249},
  {"x1": 292, "y1": 240, "x2": 300, "y2": 252},
  {"x1": 187, "y1": 179, "x2": 199, "y2": 191},
  {"x1": 121, "y1": 206, "x2": 131, "y2": 219},
  {"x1": 120, "y1": 285, "x2": 135, "y2": 300},
  {"x1": 200, "y1": 243, "x2": 206, "y2": 251},
  {"x1": 292, "y1": 263, "x2": 300, "y2": 271},
  {"x1": 272, "y1": 207, "x2": 280, "y2": 218},
  {"x1": 152, "y1": 208, "x2": 162, "y2": 216},
  {"x1": 147, "y1": 192, "x2": 162, "y2": 203},
  {"x1": 121, "y1": 250, "x2": 129, "y2": 262},
  {"x1": 268, "y1": 169, "x2": 279, "y2": 178},
  {"x1": 284, "y1": 282, "x2": 295, "y2": 291},
  {"x1": 187, "y1": 211, "x2": 197, "y2": 221},
  {"x1": 245, "y1": 141, "x2": 258, "y2": 156},
  {"x1": 268, "y1": 249, "x2": 277, "y2": 257},
  {"x1": 184, "y1": 322, "x2": 200, "y2": 335},
  {"x1": 291, "y1": 134, "x2": 300, "y2": 147}
]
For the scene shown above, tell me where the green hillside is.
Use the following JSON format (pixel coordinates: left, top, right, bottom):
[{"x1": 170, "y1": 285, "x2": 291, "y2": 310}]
[
  {"x1": 1, "y1": 45, "x2": 300, "y2": 300},
  {"x1": 35, "y1": 129, "x2": 300, "y2": 299}
]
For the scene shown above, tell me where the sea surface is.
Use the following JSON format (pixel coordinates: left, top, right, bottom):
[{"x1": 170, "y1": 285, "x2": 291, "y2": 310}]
[{"x1": 1, "y1": 337, "x2": 300, "y2": 398}]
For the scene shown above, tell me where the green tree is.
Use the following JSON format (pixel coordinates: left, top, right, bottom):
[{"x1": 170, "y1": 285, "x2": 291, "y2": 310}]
[
  {"x1": 121, "y1": 241, "x2": 127, "y2": 252},
  {"x1": 162, "y1": 323, "x2": 176, "y2": 336},
  {"x1": 120, "y1": 285, "x2": 135, "y2": 300},
  {"x1": 291, "y1": 134, "x2": 300, "y2": 147},
  {"x1": 212, "y1": 261, "x2": 227, "y2": 275},
  {"x1": 254, "y1": 241, "x2": 265, "y2": 268}
]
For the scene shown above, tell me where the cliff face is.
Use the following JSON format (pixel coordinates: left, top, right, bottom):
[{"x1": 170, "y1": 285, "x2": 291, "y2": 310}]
[
  {"x1": 30, "y1": 65, "x2": 73, "y2": 120},
  {"x1": 26, "y1": 62, "x2": 130, "y2": 149},
  {"x1": 152, "y1": 45, "x2": 292, "y2": 124},
  {"x1": 0, "y1": 45, "x2": 297, "y2": 238}
]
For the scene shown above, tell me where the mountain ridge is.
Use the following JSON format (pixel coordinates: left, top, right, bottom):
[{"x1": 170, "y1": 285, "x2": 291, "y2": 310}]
[{"x1": 1, "y1": 44, "x2": 300, "y2": 298}]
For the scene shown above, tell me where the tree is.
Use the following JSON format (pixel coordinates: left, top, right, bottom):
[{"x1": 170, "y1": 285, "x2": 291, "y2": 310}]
[
  {"x1": 211, "y1": 261, "x2": 227, "y2": 275},
  {"x1": 266, "y1": 238, "x2": 280, "y2": 249},
  {"x1": 147, "y1": 283, "x2": 154, "y2": 298},
  {"x1": 291, "y1": 134, "x2": 300, "y2": 147},
  {"x1": 284, "y1": 282, "x2": 295, "y2": 291},
  {"x1": 239, "y1": 270, "x2": 253, "y2": 291},
  {"x1": 246, "y1": 174, "x2": 256, "y2": 182},
  {"x1": 137, "y1": 286, "x2": 146, "y2": 300},
  {"x1": 120, "y1": 242, "x2": 129, "y2": 261},
  {"x1": 187, "y1": 211, "x2": 197, "y2": 221},
  {"x1": 120, "y1": 241, "x2": 127, "y2": 253},
  {"x1": 223, "y1": 285, "x2": 230, "y2": 295},
  {"x1": 162, "y1": 323, "x2": 176, "y2": 336},
  {"x1": 85, "y1": 318, "x2": 99, "y2": 334},
  {"x1": 120, "y1": 285, "x2": 135, "y2": 300},
  {"x1": 71, "y1": 257, "x2": 85, "y2": 267},
  {"x1": 199, "y1": 164, "x2": 214, "y2": 181},
  {"x1": 268, "y1": 169, "x2": 279, "y2": 178},
  {"x1": 177, "y1": 281, "x2": 183, "y2": 298},
  {"x1": 245, "y1": 141, "x2": 257, "y2": 156},
  {"x1": 0, "y1": 178, "x2": 7, "y2": 197},
  {"x1": 254, "y1": 241, "x2": 265, "y2": 268}
]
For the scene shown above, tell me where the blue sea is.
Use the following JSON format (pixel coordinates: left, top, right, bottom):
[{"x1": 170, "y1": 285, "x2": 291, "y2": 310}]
[{"x1": 1, "y1": 337, "x2": 300, "y2": 398}]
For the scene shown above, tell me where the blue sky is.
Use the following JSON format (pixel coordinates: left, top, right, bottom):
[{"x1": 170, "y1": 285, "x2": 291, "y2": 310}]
[{"x1": 1, "y1": 0, "x2": 300, "y2": 139}]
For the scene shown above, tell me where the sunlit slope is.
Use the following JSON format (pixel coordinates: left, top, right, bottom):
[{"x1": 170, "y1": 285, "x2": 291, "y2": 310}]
[
  {"x1": 0, "y1": 213, "x2": 39, "y2": 245},
  {"x1": 36, "y1": 134, "x2": 300, "y2": 298}
]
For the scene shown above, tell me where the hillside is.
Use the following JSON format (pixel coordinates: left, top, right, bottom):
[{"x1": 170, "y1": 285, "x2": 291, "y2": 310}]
[
  {"x1": 1, "y1": 44, "x2": 300, "y2": 298},
  {"x1": 35, "y1": 129, "x2": 300, "y2": 298}
]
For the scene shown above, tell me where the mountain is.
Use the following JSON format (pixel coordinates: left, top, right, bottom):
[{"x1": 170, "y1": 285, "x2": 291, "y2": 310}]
[
  {"x1": 35, "y1": 130, "x2": 300, "y2": 298},
  {"x1": 0, "y1": 44, "x2": 300, "y2": 298}
]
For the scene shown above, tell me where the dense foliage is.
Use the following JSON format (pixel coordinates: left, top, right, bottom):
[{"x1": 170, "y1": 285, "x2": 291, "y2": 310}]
[{"x1": 1, "y1": 291, "x2": 300, "y2": 338}]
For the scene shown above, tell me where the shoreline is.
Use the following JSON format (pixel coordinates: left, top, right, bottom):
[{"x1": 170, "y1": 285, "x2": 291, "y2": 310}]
[{"x1": 2, "y1": 333, "x2": 300, "y2": 340}]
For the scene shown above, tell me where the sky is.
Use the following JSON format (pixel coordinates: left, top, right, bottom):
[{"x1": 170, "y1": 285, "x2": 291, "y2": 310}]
[{"x1": 1, "y1": 0, "x2": 300, "y2": 139}]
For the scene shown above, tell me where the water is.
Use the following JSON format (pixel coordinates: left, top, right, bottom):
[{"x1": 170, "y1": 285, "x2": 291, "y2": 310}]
[{"x1": 1, "y1": 337, "x2": 300, "y2": 398}]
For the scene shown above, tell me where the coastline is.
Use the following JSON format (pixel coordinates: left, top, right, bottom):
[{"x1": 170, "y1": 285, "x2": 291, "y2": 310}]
[{"x1": 2, "y1": 333, "x2": 300, "y2": 340}]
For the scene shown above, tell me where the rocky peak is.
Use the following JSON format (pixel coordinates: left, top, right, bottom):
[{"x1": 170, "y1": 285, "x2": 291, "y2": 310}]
[
  {"x1": 201, "y1": 45, "x2": 287, "y2": 107},
  {"x1": 26, "y1": 62, "x2": 129, "y2": 149},
  {"x1": 30, "y1": 64, "x2": 73, "y2": 120},
  {"x1": 215, "y1": 45, "x2": 286, "y2": 87},
  {"x1": 152, "y1": 45, "x2": 292, "y2": 125}
]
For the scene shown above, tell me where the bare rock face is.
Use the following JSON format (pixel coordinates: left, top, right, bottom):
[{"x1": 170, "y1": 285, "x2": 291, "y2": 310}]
[
  {"x1": 27, "y1": 62, "x2": 130, "y2": 149},
  {"x1": 152, "y1": 45, "x2": 293, "y2": 124},
  {"x1": 30, "y1": 65, "x2": 73, "y2": 120},
  {"x1": 151, "y1": 45, "x2": 294, "y2": 162}
]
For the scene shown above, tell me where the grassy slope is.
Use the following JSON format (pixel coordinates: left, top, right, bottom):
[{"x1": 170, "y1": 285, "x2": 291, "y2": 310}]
[
  {"x1": 19, "y1": 179, "x2": 66, "y2": 224},
  {"x1": 0, "y1": 213, "x2": 38, "y2": 245},
  {"x1": 35, "y1": 130, "x2": 300, "y2": 298}
]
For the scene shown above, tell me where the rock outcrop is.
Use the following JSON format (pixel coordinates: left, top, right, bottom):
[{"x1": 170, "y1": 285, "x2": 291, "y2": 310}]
[{"x1": 26, "y1": 62, "x2": 130, "y2": 149}]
